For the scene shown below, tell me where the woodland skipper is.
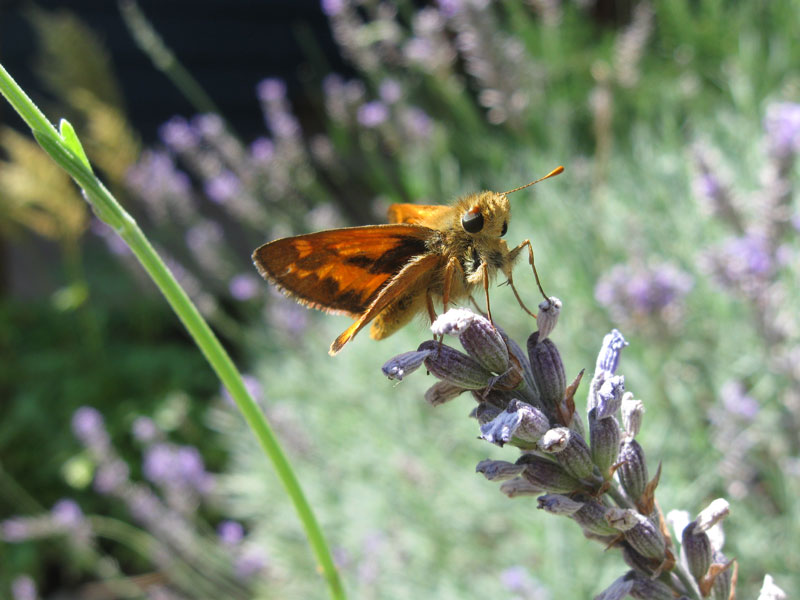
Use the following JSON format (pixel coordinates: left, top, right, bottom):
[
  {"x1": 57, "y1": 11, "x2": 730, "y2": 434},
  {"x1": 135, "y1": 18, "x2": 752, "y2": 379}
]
[{"x1": 252, "y1": 166, "x2": 564, "y2": 355}]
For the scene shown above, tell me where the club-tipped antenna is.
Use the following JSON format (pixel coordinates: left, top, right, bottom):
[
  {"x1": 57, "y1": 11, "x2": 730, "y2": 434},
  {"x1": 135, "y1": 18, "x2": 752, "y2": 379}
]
[{"x1": 502, "y1": 165, "x2": 564, "y2": 196}]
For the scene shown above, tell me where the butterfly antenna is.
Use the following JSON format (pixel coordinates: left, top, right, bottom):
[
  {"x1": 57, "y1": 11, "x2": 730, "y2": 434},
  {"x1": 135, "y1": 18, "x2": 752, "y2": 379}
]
[{"x1": 502, "y1": 165, "x2": 564, "y2": 195}]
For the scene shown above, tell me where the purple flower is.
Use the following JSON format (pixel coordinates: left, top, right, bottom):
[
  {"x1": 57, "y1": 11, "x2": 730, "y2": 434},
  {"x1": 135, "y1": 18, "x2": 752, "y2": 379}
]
[
  {"x1": 204, "y1": 170, "x2": 241, "y2": 204},
  {"x1": 500, "y1": 565, "x2": 537, "y2": 594},
  {"x1": 132, "y1": 416, "x2": 158, "y2": 442},
  {"x1": 595, "y1": 262, "x2": 694, "y2": 329},
  {"x1": 143, "y1": 443, "x2": 212, "y2": 494},
  {"x1": 321, "y1": 0, "x2": 345, "y2": 16},
  {"x1": 437, "y1": 0, "x2": 462, "y2": 18},
  {"x1": 705, "y1": 233, "x2": 774, "y2": 295},
  {"x1": 229, "y1": 274, "x2": 260, "y2": 301},
  {"x1": 2, "y1": 518, "x2": 31, "y2": 542},
  {"x1": 357, "y1": 101, "x2": 389, "y2": 128},
  {"x1": 720, "y1": 381, "x2": 759, "y2": 420},
  {"x1": 250, "y1": 137, "x2": 275, "y2": 163},
  {"x1": 192, "y1": 113, "x2": 224, "y2": 138},
  {"x1": 159, "y1": 116, "x2": 198, "y2": 151},
  {"x1": 693, "y1": 171, "x2": 722, "y2": 201},
  {"x1": 94, "y1": 460, "x2": 130, "y2": 494},
  {"x1": 218, "y1": 520, "x2": 244, "y2": 546},
  {"x1": 51, "y1": 499, "x2": 83, "y2": 528},
  {"x1": 257, "y1": 78, "x2": 287, "y2": 103},
  {"x1": 378, "y1": 79, "x2": 402, "y2": 104},
  {"x1": 143, "y1": 443, "x2": 173, "y2": 483},
  {"x1": 235, "y1": 546, "x2": 269, "y2": 578},
  {"x1": 11, "y1": 575, "x2": 37, "y2": 600},
  {"x1": 71, "y1": 406, "x2": 109, "y2": 449},
  {"x1": 595, "y1": 329, "x2": 628, "y2": 375},
  {"x1": 403, "y1": 107, "x2": 434, "y2": 139},
  {"x1": 764, "y1": 102, "x2": 800, "y2": 159}
]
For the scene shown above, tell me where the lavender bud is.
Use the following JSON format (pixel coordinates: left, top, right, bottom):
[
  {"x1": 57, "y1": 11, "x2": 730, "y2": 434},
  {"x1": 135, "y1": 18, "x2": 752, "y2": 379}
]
[
  {"x1": 527, "y1": 333, "x2": 566, "y2": 416},
  {"x1": 502, "y1": 330, "x2": 540, "y2": 401},
  {"x1": 596, "y1": 375, "x2": 625, "y2": 419},
  {"x1": 419, "y1": 340, "x2": 492, "y2": 389},
  {"x1": 627, "y1": 571, "x2": 675, "y2": 600},
  {"x1": 424, "y1": 380, "x2": 465, "y2": 406},
  {"x1": 432, "y1": 308, "x2": 509, "y2": 373},
  {"x1": 473, "y1": 402, "x2": 503, "y2": 425},
  {"x1": 589, "y1": 409, "x2": 621, "y2": 476},
  {"x1": 536, "y1": 493, "x2": 583, "y2": 516},
  {"x1": 711, "y1": 552, "x2": 733, "y2": 600},
  {"x1": 540, "y1": 427, "x2": 594, "y2": 480},
  {"x1": 758, "y1": 575, "x2": 787, "y2": 600},
  {"x1": 682, "y1": 522, "x2": 712, "y2": 582},
  {"x1": 617, "y1": 438, "x2": 648, "y2": 502},
  {"x1": 605, "y1": 509, "x2": 665, "y2": 559},
  {"x1": 518, "y1": 455, "x2": 581, "y2": 494},
  {"x1": 499, "y1": 477, "x2": 543, "y2": 498},
  {"x1": 620, "y1": 543, "x2": 658, "y2": 576},
  {"x1": 476, "y1": 459, "x2": 525, "y2": 482},
  {"x1": 596, "y1": 329, "x2": 628, "y2": 374},
  {"x1": 621, "y1": 393, "x2": 644, "y2": 437},
  {"x1": 479, "y1": 400, "x2": 550, "y2": 446},
  {"x1": 572, "y1": 499, "x2": 618, "y2": 536},
  {"x1": 594, "y1": 574, "x2": 634, "y2": 600},
  {"x1": 382, "y1": 349, "x2": 432, "y2": 380},
  {"x1": 536, "y1": 296, "x2": 561, "y2": 340}
]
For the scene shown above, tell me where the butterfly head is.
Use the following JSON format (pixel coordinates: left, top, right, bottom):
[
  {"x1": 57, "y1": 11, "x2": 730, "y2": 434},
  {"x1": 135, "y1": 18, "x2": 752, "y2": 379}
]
[{"x1": 459, "y1": 192, "x2": 511, "y2": 239}]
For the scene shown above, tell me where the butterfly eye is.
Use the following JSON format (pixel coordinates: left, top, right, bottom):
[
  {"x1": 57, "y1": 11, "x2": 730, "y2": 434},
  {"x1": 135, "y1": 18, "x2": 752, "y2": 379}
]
[
  {"x1": 500, "y1": 221, "x2": 508, "y2": 237},
  {"x1": 461, "y1": 208, "x2": 484, "y2": 233}
]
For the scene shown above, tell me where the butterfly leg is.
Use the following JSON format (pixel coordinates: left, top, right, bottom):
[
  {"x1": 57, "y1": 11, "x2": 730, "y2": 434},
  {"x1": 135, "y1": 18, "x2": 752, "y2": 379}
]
[
  {"x1": 506, "y1": 269, "x2": 537, "y2": 318},
  {"x1": 479, "y1": 261, "x2": 494, "y2": 326},
  {"x1": 508, "y1": 239, "x2": 549, "y2": 303},
  {"x1": 442, "y1": 256, "x2": 461, "y2": 313}
]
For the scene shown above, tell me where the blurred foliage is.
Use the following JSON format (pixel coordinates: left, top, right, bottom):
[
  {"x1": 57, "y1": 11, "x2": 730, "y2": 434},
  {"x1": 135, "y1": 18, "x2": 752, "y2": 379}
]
[{"x1": 2, "y1": 0, "x2": 800, "y2": 598}]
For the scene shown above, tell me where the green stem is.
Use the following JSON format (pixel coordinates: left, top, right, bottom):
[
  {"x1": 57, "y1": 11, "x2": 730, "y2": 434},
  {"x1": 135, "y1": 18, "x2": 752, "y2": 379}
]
[{"x1": 0, "y1": 61, "x2": 345, "y2": 600}]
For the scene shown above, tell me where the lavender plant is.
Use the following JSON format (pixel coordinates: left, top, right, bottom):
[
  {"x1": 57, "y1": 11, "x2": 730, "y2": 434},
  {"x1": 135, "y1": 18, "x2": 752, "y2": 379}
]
[
  {"x1": 381, "y1": 305, "x2": 786, "y2": 599},
  {"x1": 3, "y1": 408, "x2": 265, "y2": 599}
]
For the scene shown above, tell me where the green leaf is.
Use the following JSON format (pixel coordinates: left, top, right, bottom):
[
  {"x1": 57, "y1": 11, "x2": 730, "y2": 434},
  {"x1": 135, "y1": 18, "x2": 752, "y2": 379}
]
[{"x1": 59, "y1": 118, "x2": 93, "y2": 173}]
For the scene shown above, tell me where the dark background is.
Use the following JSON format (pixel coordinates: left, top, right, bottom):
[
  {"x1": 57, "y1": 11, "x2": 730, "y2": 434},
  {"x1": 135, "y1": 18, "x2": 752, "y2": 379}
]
[{"x1": 0, "y1": 0, "x2": 348, "y2": 141}]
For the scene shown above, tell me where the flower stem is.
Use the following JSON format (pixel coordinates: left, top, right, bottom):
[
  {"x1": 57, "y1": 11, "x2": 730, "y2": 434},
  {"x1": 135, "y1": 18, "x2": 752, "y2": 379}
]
[{"x1": 0, "y1": 61, "x2": 345, "y2": 600}]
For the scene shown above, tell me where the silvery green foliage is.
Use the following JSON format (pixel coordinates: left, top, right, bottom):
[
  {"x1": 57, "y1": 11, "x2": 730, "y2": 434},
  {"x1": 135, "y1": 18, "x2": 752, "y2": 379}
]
[{"x1": 383, "y1": 307, "x2": 785, "y2": 599}]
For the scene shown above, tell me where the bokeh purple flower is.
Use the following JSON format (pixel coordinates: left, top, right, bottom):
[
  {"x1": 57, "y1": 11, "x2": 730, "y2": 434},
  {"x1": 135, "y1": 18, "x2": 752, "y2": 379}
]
[
  {"x1": 357, "y1": 101, "x2": 389, "y2": 128},
  {"x1": 235, "y1": 546, "x2": 269, "y2": 579},
  {"x1": 229, "y1": 274, "x2": 260, "y2": 301},
  {"x1": 71, "y1": 406, "x2": 110, "y2": 450},
  {"x1": 159, "y1": 116, "x2": 199, "y2": 151},
  {"x1": 320, "y1": 0, "x2": 345, "y2": 17},
  {"x1": 11, "y1": 575, "x2": 37, "y2": 600},
  {"x1": 218, "y1": 520, "x2": 245, "y2": 546},
  {"x1": 143, "y1": 443, "x2": 213, "y2": 495},
  {"x1": 595, "y1": 261, "x2": 693, "y2": 332},
  {"x1": 764, "y1": 102, "x2": 800, "y2": 159},
  {"x1": 204, "y1": 170, "x2": 241, "y2": 204},
  {"x1": 51, "y1": 499, "x2": 83, "y2": 529},
  {"x1": 703, "y1": 233, "x2": 774, "y2": 297},
  {"x1": 132, "y1": 416, "x2": 158, "y2": 442}
]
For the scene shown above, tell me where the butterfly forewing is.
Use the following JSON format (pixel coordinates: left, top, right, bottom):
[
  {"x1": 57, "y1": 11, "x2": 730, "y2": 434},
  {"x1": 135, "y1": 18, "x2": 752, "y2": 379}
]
[
  {"x1": 387, "y1": 203, "x2": 451, "y2": 225},
  {"x1": 252, "y1": 224, "x2": 434, "y2": 316}
]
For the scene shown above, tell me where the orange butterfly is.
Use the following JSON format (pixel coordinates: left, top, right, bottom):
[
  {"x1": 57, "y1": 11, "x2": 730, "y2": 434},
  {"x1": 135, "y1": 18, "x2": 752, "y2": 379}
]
[{"x1": 252, "y1": 167, "x2": 563, "y2": 355}]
